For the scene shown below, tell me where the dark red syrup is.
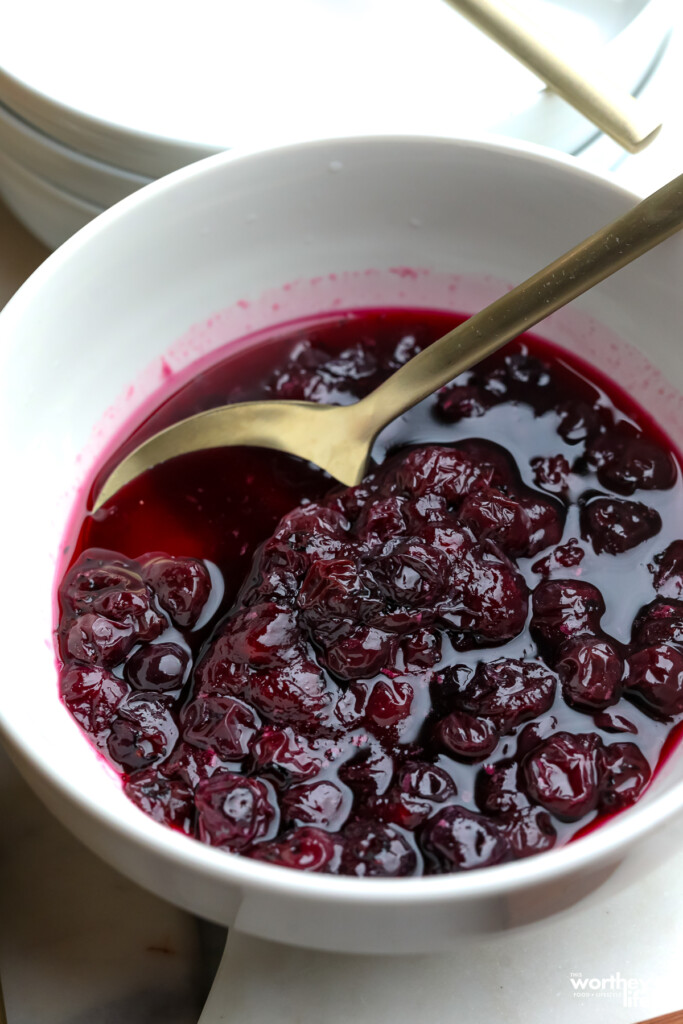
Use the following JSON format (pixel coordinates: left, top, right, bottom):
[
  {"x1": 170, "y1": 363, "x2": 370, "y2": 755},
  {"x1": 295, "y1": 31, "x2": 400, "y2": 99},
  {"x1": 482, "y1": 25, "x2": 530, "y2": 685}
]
[{"x1": 55, "y1": 308, "x2": 683, "y2": 876}]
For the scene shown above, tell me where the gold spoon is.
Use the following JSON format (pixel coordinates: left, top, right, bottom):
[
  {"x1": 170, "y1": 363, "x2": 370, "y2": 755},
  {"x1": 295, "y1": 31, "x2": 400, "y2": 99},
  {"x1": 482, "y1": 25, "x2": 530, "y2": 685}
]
[
  {"x1": 442, "y1": 0, "x2": 662, "y2": 153},
  {"x1": 93, "y1": 172, "x2": 683, "y2": 513}
]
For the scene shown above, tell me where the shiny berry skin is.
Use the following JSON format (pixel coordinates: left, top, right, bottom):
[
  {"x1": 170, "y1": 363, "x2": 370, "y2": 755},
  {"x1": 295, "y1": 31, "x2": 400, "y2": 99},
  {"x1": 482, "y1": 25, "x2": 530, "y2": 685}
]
[
  {"x1": 421, "y1": 806, "x2": 511, "y2": 872},
  {"x1": 599, "y1": 742, "x2": 651, "y2": 810},
  {"x1": 463, "y1": 659, "x2": 557, "y2": 733},
  {"x1": 250, "y1": 827, "x2": 342, "y2": 871},
  {"x1": 436, "y1": 383, "x2": 493, "y2": 421},
  {"x1": 297, "y1": 557, "x2": 382, "y2": 637},
  {"x1": 141, "y1": 554, "x2": 211, "y2": 628},
  {"x1": 530, "y1": 454, "x2": 571, "y2": 495},
  {"x1": 60, "y1": 664, "x2": 129, "y2": 736},
  {"x1": 64, "y1": 613, "x2": 137, "y2": 669},
  {"x1": 371, "y1": 541, "x2": 450, "y2": 609},
  {"x1": 251, "y1": 727, "x2": 328, "y2": 783},
  {"x1": 587, "y1": 430, "x2": 676, "y2": 495},
  {"x1": 365, "y1": 677, "x2": 414, "y2": 735},
  {"x1": 124, "y1": 769, "x2": 194, "y2": 832},
  {"x1": 340, "y1": 820, "x2": 418, "y2": 877},
  {"x1": 322, "y1": 626, "x2": 396, "y2": 681},
  {"x1": 651, "y1": 541, "x2": 683, "y2": 599},
  {"x1": 160, "y1": 742, "x2": 220, "y2": 789},
  {"x1": 372, "y1": 763, "x2": 457, "y2": 830},
  {"x1": 631, "y1": 600, "x2": 683, "y2": 648},
  {"x1": 556, "y1": 399, "x2": 602, "y2": 445},
  {"x1": 531, "y1": 579, "x2": 605, "y2": 653},
  {"x1": 556, "y1": 638, "x2": 623, "y2": 711},
  {"x1": 214, "y1": 603, "x2": 300, "y2": 669},
  {"x1": 282, "y1": 780, "x2": 352, "y2": 831},
  {"x1": 581, "y1": 496, "x2": 661, "y2": 555},
  {"x1": 523, "y1": 732, "x2": 602, "y2": 822},
  {"x1": 434, "y1": 710, "x2": 498, "y2": 762},
  {"x1": 499, "y1": 807, "x2": 557, "y2": 859},
  {"x1": 124, "y1": 642, "x2": 190, "y2": 691},
  {"x1": 625, "y1": 645, "x2": 683, "y2": 719},
  {"x1": 457, "y1": 488, "x2": 532, "y2": 557},
  {"x1": 337, "y1": 741, "x2": 394, "y2": 799},
  {"x1": 475, "y1": 759, "x2": 526, "y2": 816},
  {"x1": 389, "y1": 446, "x2": 486, "y2": 501},
  {"x1": 196, "y1": 772, "x2": 278, "y2": 850},
  {"x1": 107, "y1": 694, "x2": 179, "y2": 771},
  {"x1": 182, "y1": 695, "x2": 261, "y2": 760}
]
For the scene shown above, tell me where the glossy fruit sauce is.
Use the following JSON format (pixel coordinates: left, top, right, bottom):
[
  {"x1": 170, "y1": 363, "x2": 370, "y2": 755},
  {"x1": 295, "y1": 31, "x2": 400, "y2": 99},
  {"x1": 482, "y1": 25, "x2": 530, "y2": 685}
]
[{"x1": 55, "y1": 308, "x2": 683, "y2": 877}]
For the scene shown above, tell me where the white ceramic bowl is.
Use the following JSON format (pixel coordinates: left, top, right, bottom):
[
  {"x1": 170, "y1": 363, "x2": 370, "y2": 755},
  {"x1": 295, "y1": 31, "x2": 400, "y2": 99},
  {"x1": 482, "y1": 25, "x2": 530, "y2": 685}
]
[
  {"x1": 1, "y1": 136, "x2": 682, "y2": 956},
  {"x1": 0, "y1": 147, "x2": 102, "y2": 249},
  {"x1": 0, "y1": 101, "x2": 150, "y2": 207}
]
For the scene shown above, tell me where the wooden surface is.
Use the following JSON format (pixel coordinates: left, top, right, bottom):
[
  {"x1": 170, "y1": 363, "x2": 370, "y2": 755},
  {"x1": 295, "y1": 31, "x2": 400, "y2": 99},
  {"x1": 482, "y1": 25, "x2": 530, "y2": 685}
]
[{"x1": 0, "y1": 198, "x2": 48, "y2": 309}]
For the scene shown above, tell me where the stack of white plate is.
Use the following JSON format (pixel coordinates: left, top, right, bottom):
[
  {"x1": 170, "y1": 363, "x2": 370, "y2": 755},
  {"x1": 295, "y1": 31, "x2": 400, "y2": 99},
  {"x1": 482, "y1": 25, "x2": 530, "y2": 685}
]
[{"x1": 0, "y1": 0, "x2": 674, "y2": 250}]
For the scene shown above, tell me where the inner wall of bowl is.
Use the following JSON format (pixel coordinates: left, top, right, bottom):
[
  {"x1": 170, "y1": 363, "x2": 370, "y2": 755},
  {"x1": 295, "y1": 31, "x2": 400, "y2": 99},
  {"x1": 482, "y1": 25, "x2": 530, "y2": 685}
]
[{"x1": 3, "y1": 137, "x2": 683, "y2": 827}]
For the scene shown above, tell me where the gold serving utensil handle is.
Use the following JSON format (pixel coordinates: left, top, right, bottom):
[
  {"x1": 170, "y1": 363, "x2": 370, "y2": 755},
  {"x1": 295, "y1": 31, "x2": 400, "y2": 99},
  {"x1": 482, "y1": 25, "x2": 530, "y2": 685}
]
[
  {"x1": 443, "y1": 0, "x2": 662, "y2": 153},
  {"x1": 92, "y1": 171, "x2": 683, "y2": 513}
]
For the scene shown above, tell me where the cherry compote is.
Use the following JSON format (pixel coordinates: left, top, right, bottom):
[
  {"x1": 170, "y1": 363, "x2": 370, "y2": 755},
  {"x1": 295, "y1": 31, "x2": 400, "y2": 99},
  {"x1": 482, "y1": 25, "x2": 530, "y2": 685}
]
[{"x1": 56, "y1": 308, "x2": 683, "y2": 876}]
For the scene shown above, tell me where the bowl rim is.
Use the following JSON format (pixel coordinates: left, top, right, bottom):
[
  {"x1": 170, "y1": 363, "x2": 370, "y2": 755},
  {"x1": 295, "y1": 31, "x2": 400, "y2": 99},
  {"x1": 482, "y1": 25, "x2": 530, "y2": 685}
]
[{"x1": 2, "y1": 131, "x2": 683, "y2": 907}]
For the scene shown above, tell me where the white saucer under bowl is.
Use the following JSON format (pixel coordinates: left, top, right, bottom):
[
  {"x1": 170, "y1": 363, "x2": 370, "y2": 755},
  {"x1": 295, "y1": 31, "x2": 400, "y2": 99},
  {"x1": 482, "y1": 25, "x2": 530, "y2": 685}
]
[
  {"x1": 0, "y1": 101, "x2": 150, "y2": 207},
  {"x1": 0, "y1": 0, "x2": 674, "y2": 178},
  {"x1": 0, "y1": 148, "x2": 102, "y2": 250}
]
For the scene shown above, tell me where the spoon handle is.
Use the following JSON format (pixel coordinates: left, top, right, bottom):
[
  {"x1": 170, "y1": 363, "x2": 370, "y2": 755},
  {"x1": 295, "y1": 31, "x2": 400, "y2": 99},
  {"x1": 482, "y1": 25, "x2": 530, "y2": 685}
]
[
  {"x1": 442, "y1": 0, "x2": 661, "y2": 153},
  {"x1": 359, "y1": 172, "x2": 683, "y2": 433}
]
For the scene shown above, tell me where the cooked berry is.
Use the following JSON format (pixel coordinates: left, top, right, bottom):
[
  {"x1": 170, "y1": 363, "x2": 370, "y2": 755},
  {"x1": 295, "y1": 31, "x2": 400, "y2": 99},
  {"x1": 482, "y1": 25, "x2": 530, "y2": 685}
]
[
  {"x1": 282, "y1": 780, "x2": 352, "y2": 831},
  {"x1": 372, "y1": 763, "x2": 457, "y2": 830},
  {"x1": 531, "y1": 579, "x2": 605, "y2": 653},
  {"x1": 532, "y1": 538, "x2": 585, "y2": 576},
  {"x1": 60, "y1": 663, "x2": 129, "y2": 735},
  {"x1": 523, "y1": 732, "x2": 602, "y2": 822},
  {"x1": 337, "y1": 740, "x2": 394, "y2": 799},
  {"x1": 251, "y1": 726, "x2": 330, "y2": 783},
  {"x1": 530, "y1": 454, "x2": 571, "y2": 495},
  {"x1": 587, "y1": 430, "x2": 676, "y2": 495},
  {"x1": 556, "y1": 638, "x2": 623, "y2": 711},
  {"x1": 463, "y1": 659, "x2": 557, "y2": 732},
  {"x1": 434, "y1": 709, "x2": 498, "y2": 761},
  {"x1": 625, "y1": 645, "x2": 683, "y2": 719},
  {"x1": 401, "y1": 628, "x2": 442, "y2": 670},
  {"x1": 581, "y1": 496, "x2": 661, "y2": 555},
  {"x1": 57, "y1": 309, "x2": 683, "y2": 878},
  {"x1": 107, "y1": 694, "x2": 179, "y2": 771},
  {"x1": 141, "y1": 554, "x2": 211, "y2": 628},
  {"x1": 458, "y1": 488, "x2": 532, "y2": 557},
  {"x1": 196, "y1": 772, "x2": 278, "y2": 850},
  {"x1": 651, "y1": 541, "x2": 683, "y2": 599},
  {"x1": 599, "y1": 742, "x2": 651, "y2": 810},
  {"x1": 64, "y1": 613, "x2": 137, "y2": 669},
  {"x1": 556, "y1": 399, "x2": 601, "y2": 444},
  {"x1": 499, "y1": 807, "x2": 557, "y2": 859},
  {"x1": 340, "y1": 820, "x2": 418, "y2": 877},
  {"x1": 421, "y1": 806, "x2": 511, "y2": 871},
  {"x1": 250, "y1": 827, "x2": 342, "y2": 871},
  {"x1": 160, "y1": 742, "x2": 220, "y2": 789},
  {"x1": 365, "y1": 676, "x2": 415, "y2": 735},
  {"x1": 475, "y1": 759, "x2": 526, "y2": 816},
  {"x1": 125, "y1": 642, "x2": 190, "y2": 691},
  {"x1": 389, "y1": 446, "x2": 486, "y2": 501},
  {"x1": 436, "y1": 383, "x2": 493, "y2": 421},
  {"x1": 182, "y1": 695, "x2": 261, "y2": 760},
  {"x1": 124, "y1": 769, "x2": 194, "y2": 832}
]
